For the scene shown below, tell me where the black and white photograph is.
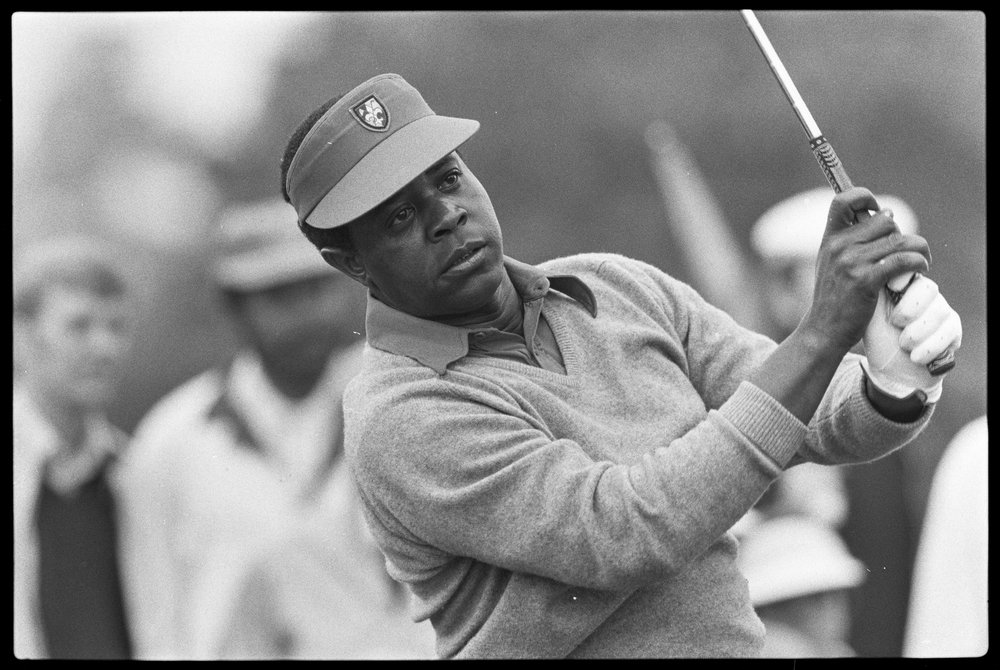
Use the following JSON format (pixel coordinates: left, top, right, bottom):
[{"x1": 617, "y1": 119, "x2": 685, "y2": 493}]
[{"x1": 12, "y1": 10, "x2": 986, "y2": 660}]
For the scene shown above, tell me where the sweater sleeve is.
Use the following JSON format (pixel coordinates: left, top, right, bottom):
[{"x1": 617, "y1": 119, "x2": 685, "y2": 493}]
[
  {"x1": 608, "y1": 255, "x2": 932, "y2": 467},
  {"x1": 346, "y1": 365, "x2": 803, "y2": 593}
]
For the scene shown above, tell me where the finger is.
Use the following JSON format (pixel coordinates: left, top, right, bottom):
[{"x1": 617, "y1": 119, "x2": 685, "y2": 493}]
[
  {"x1": 863, "y1": 230, "x2": 931, "y2": 269},
  {"x1": 908, "y1": 311, "x2": 963, "y2": 366},
  {"x1": 898, "y1": 293, "x2": 956, "y2": 352},
  {"x1": 848, "y1": 213, "x2": 907, "y2": 246},
  {"x1": 826, "y1": 187, "x2": 878, "y2": 233},
  {"x1": 889, "y1": 275, "x2": 940, "y2": 328},
  {"x1": 874, "y1": 251, "x2": 929, "y2": 286},
  {"x1": 876, "y1": 208, "x2": 910, "y2": 239}
]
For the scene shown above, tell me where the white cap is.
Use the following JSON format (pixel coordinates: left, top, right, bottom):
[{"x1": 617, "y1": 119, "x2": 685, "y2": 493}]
[
  {"x1": 212, "y1": 197, "x2": 333, "y2": 291},
  {"x1": 751, "y1": 187, "x2": 919, "y2": 262},
  {"x1": 736, "y1": 515, "x2": 866, "y2": 607}
]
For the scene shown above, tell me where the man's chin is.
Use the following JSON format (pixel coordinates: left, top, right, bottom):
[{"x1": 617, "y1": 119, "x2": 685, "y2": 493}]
[{"x1": 435, "y1": 266, "x2": 509, "y2": 322}]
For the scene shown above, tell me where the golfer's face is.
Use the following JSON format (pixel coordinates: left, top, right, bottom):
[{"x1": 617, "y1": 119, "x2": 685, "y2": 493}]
[{"x1": 348, "y1": 153, "x2": 506, "y2": 320}]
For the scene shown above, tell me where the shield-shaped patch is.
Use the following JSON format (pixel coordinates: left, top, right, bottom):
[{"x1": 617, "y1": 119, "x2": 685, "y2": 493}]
[{"x1": 351, "y1": 95, "x2": 390, "y2": 132}]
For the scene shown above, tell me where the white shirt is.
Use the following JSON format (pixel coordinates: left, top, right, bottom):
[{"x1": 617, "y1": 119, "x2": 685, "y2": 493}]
[
  {"x1": 903, "y1": 415, "x2": 988, "y2": 658},
  {"x1": 118, "y1": 342, "x2": 436, "y2": 659},
  {"x1": 226, "y1": 351, "x2": 339, "y2": 493},
  {"x1": 13, "y1": 385, "x2": 133, "y2": 659}
]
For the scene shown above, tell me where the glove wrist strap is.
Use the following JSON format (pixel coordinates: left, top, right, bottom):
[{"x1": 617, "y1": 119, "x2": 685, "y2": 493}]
[{"x1": 859, "y1": 359, "x2": 942, "y2": 403}]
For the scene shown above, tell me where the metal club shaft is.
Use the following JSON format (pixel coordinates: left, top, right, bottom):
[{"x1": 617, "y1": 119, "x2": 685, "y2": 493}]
[
  {"x1": 740, "y1": 10, "x2": 822, "y2": 140},
  {"x1": 738, "y1": 9, "x2": 955, "y2": 376},
  {"x1": 740, "y1": 9, "x2": 854, "y2": 193}
]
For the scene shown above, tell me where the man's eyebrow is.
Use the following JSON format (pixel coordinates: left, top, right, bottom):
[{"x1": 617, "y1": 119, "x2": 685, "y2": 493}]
[
  {"x1": 424, "y1": 154, "x2": 456, "y2": 175},
  {"x1": 373, "y1": 154, "x2": 458, "y2": 217}
]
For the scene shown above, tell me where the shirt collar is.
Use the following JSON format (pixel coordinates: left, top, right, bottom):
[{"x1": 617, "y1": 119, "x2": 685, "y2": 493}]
[
  {"x1": 365, "y1": 256, "x2": 597, "y2": 374},
  {"x1": 13, "y1": 384, "x2": 125, "y2": 494},
  {"x1": 207, "y1": 348, "x2": 348, "y2": 451}
]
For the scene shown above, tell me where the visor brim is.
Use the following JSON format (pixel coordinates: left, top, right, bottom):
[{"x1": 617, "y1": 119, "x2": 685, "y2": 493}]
[{"x1": 305, "y1": 115, "x2": 480, "y2": 230}]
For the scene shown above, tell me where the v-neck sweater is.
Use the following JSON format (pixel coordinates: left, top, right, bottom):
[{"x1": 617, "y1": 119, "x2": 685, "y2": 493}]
[{"x1": 343, "y1": 252, "x2": 931, "y2": 659}]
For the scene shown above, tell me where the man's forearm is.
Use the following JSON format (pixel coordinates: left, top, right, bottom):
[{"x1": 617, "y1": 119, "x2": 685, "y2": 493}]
[
  {"x1": 747, "y1": 326, "x2": 847, "y2": 425},
  {"x1": 748, "y1": 323, "x2": 926, "y2": 427}
]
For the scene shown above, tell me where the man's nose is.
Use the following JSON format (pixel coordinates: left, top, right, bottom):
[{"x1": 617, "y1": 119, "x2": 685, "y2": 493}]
[{"x1": 427, "y1": 199, "x2": 467, "y2": 241}]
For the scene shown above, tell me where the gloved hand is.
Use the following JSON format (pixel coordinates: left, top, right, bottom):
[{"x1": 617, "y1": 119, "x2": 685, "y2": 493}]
[{"x1": 861, "y1": 274, "x2": 962, "y2": 403}]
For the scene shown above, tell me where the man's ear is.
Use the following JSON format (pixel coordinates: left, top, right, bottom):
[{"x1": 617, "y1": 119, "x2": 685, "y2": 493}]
[{"x1": 320, "y1": 246, "x2": 369, "y2": 287}]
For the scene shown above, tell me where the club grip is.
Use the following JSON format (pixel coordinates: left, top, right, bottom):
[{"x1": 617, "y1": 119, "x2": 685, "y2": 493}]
[
  {"x1": 810, "y1": 137, "x2": 955, "y2": 376},
  {"x1": 810, "y1": 136, "x2": 854, "y2": 193}
]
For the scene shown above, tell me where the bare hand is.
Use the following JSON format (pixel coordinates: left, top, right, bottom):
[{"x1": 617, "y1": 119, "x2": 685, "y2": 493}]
[{"x1": 800, "y1": 187, "x2": 931, "y2": 353}]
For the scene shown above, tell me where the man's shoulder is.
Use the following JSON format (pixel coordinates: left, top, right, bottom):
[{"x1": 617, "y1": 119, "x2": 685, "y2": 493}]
[
  {"x1": 538, "y1": 252, "x2": 674, "y2": 285},
  {"x1": 124, "y1": 367, "x2": 229, "y2": 475},
  {"x1": 132, "y1": 367, "x2": 225, "y2": 436},
  {"x1": 537, "y1": 251, "x2": 634, "y2": 275},
  {"x1": 342, "y1": 361, "x2": 455, "y2": 470},
  {"x1": 538, "y1": 252, "x2": 691, "y2": 315},
  {"x1": 343, "y1": 352, "x2": 518, "y2": 456},
  {"x1": 345, "y1": 353, "x2": 451, "y2": 412}
]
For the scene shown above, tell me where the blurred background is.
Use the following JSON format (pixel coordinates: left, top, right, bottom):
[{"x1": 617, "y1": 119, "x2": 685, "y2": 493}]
[{"x1": 12, "y1": 10, "x2": 986, "y2": 657}]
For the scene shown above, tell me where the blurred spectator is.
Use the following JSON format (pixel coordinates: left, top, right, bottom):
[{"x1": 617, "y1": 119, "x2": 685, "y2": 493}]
[
  {"x1": 730, "y1": 461, "x2": 849, "y2": 539},
  {"x1": 903, "y1": 415, "x2": 987, "y2": 658},
  {"x1": 117, "y1": 197, "x2": 435, "y2": 659},
  {"x1": 646, "y1": 122, "x2": 929, "y2": 656},
  {"x1": 735, "y1": 515, "x2": 866, "y2": 657},
  {"x1": 13, "y1": 236, "x2": 138, "y2": 658}
]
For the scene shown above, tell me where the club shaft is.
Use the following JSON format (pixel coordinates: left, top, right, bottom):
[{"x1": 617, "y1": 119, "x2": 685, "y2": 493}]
[
  {"x1": 740, "y1": 11, "x2": 854, "y2": 192},
  {"x1": 739, "y1": 9, "x2": 955, "y2": 376},
  {"x1": 740, "y1": 10, "x2": 823, "y2": 141}
]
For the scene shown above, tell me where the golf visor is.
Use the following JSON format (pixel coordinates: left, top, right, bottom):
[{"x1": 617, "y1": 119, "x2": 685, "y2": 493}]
[{"x1": 285, "y1": 73, "x2": 480, "y2": 230}]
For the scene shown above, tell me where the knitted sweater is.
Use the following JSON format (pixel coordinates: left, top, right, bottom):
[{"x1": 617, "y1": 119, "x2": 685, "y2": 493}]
[{"x1": 343, "y1": 253, "x2": 931, "y2": 659}]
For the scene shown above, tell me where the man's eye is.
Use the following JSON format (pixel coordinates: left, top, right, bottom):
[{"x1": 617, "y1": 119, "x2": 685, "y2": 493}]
[
  {"x1": 440, "y1": 170, "x2": 461, "y2": 189},
  {"x1": 389, "y1": 206, "x2": 414, "y2": 227}
]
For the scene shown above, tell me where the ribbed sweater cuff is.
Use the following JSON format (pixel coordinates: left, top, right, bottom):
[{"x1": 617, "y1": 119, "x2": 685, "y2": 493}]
[{"x1": 719, "y1": 381, "x2": 806, "y2": 468}]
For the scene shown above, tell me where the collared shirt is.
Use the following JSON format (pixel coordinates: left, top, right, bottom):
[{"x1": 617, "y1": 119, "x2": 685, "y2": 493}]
[
  {"x1": 118, "y1": 343, "x2": 437, "y2": 659},
  {"x1": 365, "y1": 257, "x2": 598, "y2": 375},
  {"x1": 222, "y1": 350, "x2": 345, "y2": 496},
  {"x1": 14, "y1": 387, "x2": 125, "y2": 496}
]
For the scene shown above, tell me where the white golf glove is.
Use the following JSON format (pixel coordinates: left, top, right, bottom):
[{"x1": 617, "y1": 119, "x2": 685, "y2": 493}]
[{"x1": 861, "y1": 274, "x2": 962, "y2": 404}]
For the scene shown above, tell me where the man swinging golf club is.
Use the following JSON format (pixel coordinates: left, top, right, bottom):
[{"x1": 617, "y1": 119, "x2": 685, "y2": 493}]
[{"x1": 278, "y1": 72, "x2": 962, "y2": 658}]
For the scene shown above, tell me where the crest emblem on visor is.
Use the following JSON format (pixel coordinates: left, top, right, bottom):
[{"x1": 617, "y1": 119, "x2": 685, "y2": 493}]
[{"x1": 351, "y1": 95, "x2": 389, "y2": 132}]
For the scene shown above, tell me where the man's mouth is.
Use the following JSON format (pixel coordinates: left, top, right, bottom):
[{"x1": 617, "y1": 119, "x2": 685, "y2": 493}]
[{"x1": 443, "y1": 244, "x2": 486, "y2": 275}]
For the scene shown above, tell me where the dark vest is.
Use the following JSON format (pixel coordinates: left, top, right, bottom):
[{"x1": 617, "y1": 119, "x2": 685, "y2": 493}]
[{"x1": 35, "y1": 461, "x2": 132, "y2": 659}]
